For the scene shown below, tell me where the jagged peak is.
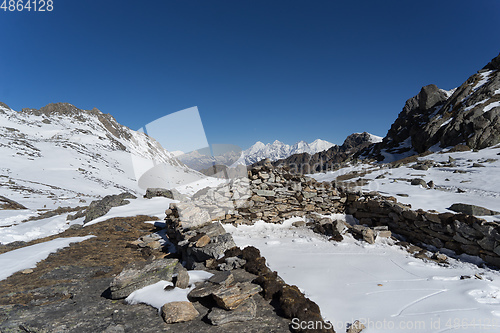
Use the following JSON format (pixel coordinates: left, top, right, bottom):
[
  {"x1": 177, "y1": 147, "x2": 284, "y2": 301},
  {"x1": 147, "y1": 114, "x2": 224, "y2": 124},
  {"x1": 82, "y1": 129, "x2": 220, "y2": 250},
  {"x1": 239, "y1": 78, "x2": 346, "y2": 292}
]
[
  {"x1": 0, "y1": 101, "x2": 11, "y2": 110},
  {"x1": 482, "y1": 52, "x2": 500, "y2": 71}
]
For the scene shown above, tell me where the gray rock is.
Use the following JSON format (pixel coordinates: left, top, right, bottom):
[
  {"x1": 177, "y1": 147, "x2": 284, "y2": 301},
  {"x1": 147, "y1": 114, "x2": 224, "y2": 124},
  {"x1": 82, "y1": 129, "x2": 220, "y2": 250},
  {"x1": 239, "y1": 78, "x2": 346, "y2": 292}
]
[
  {"x1": 189, "y1": 233, "x2": 236, "y2": 261},
  {"x1": 410, "y1": 178, "x2": 427, "y2": 187},
  {"x1": 109, "y1": 259, "x2": 178, "y2": 299},
  {"x1": 209, "y1": 271, "x2": 234, "y2": 286},
  {"x1": 207, "y1": 297, "x2": 257, "y2": 325},
  {"x1": 255, "y1": 189, "x2": 275, "y2": 197},
  {"x1": 161, "y1": 301, "x2": 199, "y2": 323},
  {"x1": 212, "y1": 282, "x2": 263, "y2": 310},
  {"x1": 77, "y1": 192, "x2": 136, "y2": 223},
  {"x1": 362, "y1": 228, "x2": 375, "y2": 244},
  {"x1": 218, "y1": 257, "x2": 247, "y2": 271},
  {"x1": 174, "y1": 266, "x2": 190, "y2": 289},
  {"x1": 144, "y1": 188, "x2": 174, "y2": 199},
  {"x1": 448, "y1": 203, "x2": 500, "y2": 216},
  {"x1": 188, "y1": 282, "x2": 224, "y2": 298}
]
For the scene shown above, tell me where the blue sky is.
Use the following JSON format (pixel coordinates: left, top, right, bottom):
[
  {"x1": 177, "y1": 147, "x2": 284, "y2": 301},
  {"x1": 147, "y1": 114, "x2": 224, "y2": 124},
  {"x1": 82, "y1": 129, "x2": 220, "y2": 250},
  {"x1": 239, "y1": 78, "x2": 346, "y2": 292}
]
[{"x1": 1, "y1": 0, "x2": 499, "y2": 150}]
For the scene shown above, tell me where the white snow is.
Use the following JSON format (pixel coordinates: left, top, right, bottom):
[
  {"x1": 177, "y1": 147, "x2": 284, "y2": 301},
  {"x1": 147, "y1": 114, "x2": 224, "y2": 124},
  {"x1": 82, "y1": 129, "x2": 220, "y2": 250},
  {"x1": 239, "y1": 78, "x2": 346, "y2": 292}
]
[
  {"x1": 311, "y1": 146, "x2": 500, "y2": 216},
  {"x1": 225, "y1": 219, "x2": 500, "y2": 333},
  {"x1": 473, "y1": 70, "x2": 493, "y2": 91},
  {"x1": 0, "y1": 236, "x2": 94, "y2": 280},
  {"x1": 484, "y1": 101, "x2": 500, "y2": 113},
  {"x1": 242, "y1": 138, "x2": 336, "y2": 165},
  {"x1": 0, "y1": 212, "x2": 85, "y2": 244},
  {"x1": 84, "y1": 197, "x2": 175, "y2": 226},
  {"x1": 125, "y1": 270, "x2": 213, "y2": 311}
]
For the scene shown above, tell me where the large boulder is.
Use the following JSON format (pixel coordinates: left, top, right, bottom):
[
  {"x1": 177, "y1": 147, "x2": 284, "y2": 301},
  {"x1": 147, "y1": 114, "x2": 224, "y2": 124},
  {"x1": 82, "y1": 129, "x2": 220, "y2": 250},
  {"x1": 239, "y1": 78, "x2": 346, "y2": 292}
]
[
  {"x1": 448, "y1": 203, "x2": 500, "y2": 216},
  {"x1": 109, "y1": 259, "x2": 178, "y2": 299}
]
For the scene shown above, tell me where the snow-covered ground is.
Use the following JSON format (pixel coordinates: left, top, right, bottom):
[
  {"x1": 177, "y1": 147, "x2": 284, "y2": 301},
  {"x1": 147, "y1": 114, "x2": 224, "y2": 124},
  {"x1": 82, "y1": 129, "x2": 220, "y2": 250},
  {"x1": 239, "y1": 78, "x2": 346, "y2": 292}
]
[
  {"x1": 0, "y1": 235, "x2": 94, "y2": 280},
  {"x1": 225, "y1": 218, "x2": 500, "y2": 332},
  {"x1": 311, "y1": 145, "x2": 500, "y2": 220}
]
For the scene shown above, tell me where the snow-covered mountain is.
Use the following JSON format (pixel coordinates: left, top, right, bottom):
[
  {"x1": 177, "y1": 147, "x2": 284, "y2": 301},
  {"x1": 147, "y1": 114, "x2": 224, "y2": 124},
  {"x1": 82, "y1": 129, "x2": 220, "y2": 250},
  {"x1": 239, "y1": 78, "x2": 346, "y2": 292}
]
[
  {"x1": 243, "y1": 139, "x2": 335, "y2": 165},
  {"x1": 0, "y1": 102, "x2": 203, "y2": 209}
]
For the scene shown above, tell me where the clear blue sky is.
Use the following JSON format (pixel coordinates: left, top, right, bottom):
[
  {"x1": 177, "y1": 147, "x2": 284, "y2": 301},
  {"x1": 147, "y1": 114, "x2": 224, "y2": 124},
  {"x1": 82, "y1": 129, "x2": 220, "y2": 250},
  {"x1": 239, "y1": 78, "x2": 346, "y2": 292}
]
[{"x1": 1, "y1": 0, "x2": 499, "y2": 150}]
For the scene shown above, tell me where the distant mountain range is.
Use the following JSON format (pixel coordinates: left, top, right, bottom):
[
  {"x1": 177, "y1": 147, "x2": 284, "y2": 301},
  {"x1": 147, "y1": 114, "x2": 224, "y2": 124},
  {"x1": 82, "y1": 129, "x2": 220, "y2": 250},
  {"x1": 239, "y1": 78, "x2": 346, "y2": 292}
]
[
  {"x1": 242, "y1": 139, "x2": 336, "y2": 165},
  {"x1": 176, "y1": 139, "x2": 336, "y2": 170}
]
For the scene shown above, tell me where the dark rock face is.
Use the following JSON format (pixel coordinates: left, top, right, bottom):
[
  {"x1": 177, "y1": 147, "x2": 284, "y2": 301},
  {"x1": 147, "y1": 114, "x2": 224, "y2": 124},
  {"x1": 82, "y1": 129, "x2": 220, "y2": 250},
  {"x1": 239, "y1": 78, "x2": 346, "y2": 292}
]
[{"x1": 364, "y1": 52, "x2": 500, "y2": 161}]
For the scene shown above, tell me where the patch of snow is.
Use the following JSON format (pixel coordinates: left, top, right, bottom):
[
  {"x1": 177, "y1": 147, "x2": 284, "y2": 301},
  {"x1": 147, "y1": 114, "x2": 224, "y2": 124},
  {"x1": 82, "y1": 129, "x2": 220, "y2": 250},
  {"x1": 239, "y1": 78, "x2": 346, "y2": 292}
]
[
  {"x1": 125, "y1": 270, "x2": 213, "y2": 311},
  {"x1": 0, "y1": 236, "x2": 94, "y2": 280},
  {"x1": 484, "y1": 101, "x2": 500, "y2": 112},
  {"x1": 0, "y1": 213, "x2": 85, "y2": 244},
  {"x1": 439, "y1": 118, "x2": 452, "y2": 128},
  {"x1": 473, "y1": 70, "x2": 494, "y2": 91}
]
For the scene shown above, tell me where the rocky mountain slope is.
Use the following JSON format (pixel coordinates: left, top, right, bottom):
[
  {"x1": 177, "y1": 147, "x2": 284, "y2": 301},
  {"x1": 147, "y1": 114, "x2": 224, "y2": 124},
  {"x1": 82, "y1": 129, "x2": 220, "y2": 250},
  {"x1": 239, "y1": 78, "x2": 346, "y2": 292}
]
[
  {"x1": 0, "y1": 102, "x2": 202, "y2": 209},
  {"x1": 254, "y1": 132, "x2": 381, "y2": 173},
  {"x1": 362, "y1": 52, "x2": 500, "y2": 162}
]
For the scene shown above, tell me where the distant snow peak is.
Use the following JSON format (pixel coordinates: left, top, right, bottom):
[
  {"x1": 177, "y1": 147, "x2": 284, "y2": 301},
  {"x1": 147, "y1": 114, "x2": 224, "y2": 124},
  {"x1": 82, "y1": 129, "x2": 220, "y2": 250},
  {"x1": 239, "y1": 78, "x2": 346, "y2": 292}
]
[{"x1": 243, "y1": 139, "x2": 335, "y2": 165}]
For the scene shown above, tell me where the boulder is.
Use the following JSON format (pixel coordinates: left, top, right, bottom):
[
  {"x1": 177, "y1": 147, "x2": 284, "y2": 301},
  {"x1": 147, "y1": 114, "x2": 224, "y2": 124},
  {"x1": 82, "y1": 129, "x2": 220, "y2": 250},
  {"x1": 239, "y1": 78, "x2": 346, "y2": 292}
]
[
  {"x1": 410, "y1": 178, "x2": 427, "y2": 187},
  {"x1": 161, "y1": 301, "x2": 199, "y2": 323},
  {"x1": 212, "y1": 282, "x2": 263, "y2": 310},
  {"x1": 207, "y1": 298, "x2": 257, "y2": 325},
  {"x1": 448, "y1": 203, "x2": 500, "y2": 216},
  {"x1": 75, "y1": 192, "x2": 136, "y2": 223},
  {"x1": 109, "y1": 259, "x2": 178, "y2": 299},
  {"x1": 189, "y1": 233, "x2": 236, "y2": 261},
  {"x1": 144, "y1": 188, "x2": 175, "y2": 199}
]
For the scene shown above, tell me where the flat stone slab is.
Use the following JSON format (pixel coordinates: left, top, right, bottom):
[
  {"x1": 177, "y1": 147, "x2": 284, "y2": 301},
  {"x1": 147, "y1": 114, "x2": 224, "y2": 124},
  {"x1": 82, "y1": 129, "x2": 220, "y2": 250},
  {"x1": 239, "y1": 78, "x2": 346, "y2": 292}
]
[
  {"x1": 109, "y1": 259, "x2": 178, "y2": 299},
  {"x1": 212, "y1": 282, "x2": 263, "y2": 310},
  {"x1": 208, "y1": 297, "x2": 257, "y2": 325}
]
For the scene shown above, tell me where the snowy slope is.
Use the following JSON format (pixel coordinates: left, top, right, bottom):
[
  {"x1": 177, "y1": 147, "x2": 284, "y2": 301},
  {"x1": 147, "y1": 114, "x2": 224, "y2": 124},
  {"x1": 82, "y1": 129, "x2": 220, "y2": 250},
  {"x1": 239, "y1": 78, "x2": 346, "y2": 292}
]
[
  {"x1": 243, "y1": 138, "x2": 336, "y2": 165},
  {"x1": 0, "y1": 102, "x2": 204, "y2": 210},
  {"x1": 311, "y1": 145, "x2": 500, "y2": 219}
]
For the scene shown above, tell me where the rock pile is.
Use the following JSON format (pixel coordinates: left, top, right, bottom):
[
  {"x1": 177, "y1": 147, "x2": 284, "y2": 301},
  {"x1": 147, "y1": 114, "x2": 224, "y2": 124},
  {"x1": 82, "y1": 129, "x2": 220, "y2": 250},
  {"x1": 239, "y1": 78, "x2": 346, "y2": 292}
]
[{"x1": 160, "y1": 204, "x2": 336, "y2": 332}]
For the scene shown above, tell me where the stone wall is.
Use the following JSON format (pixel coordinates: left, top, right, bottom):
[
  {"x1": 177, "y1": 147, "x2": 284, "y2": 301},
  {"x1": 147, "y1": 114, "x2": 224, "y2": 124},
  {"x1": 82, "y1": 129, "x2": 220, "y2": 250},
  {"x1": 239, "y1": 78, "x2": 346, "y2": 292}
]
[
  {"x1": 344, "y1": 192, "x2": 500, "y2": 267},
  {"x1": 165, "y1": 164, "x2": 500, "y2": 269}
]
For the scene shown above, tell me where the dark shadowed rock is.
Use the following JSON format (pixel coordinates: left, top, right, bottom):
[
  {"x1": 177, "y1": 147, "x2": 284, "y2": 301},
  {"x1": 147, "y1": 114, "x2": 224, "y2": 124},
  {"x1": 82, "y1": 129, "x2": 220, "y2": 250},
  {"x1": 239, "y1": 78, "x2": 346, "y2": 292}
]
[
  {"x1": 0, "y1": 195, "x2": 27, "y2": 210},
  {"x1": 68, "y1": 192, "x2": 136, "y2": 223},
  {"x1": 448, "y1": 203, "x2": 500, "y2": 216},
  {"x1": 144, "y1": 188, "x2": 174, "y2": 199}
]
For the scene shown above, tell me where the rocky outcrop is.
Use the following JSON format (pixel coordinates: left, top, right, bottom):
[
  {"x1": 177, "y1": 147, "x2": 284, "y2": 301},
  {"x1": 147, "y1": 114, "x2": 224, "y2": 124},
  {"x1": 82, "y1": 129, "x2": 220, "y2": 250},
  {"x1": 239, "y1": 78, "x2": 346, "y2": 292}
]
[
  {"x1": 0, "y1": 195, "x2": 27, "y2": 210},
  {"x1": 68, "y1": 192, "x2": 136, "y2": 223},
  {"x1": 364, "y1": 52, "x2": 500, "y2": 161}
]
